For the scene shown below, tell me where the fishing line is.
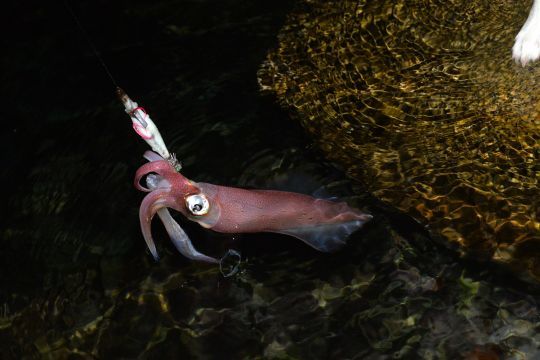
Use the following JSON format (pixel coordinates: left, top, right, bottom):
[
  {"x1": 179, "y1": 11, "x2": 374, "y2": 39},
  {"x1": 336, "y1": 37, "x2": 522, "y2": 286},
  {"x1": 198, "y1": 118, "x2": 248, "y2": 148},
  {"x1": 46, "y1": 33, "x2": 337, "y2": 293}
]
[{"x1": 62, "y1": 0, "x2": 119, "y2": 88}]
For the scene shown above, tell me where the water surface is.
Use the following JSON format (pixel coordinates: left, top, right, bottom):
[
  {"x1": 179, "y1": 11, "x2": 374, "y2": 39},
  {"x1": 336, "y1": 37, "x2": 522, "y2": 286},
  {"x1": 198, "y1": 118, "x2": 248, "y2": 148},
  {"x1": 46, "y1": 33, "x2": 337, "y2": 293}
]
[{"x1": 1, "y1": 0, "x2": 539, "y2": 358}]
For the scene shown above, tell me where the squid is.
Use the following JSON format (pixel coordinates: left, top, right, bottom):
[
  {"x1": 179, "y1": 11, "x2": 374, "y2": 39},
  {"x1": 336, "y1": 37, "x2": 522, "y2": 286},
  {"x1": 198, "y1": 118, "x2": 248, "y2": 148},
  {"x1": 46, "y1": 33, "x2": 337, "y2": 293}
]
[{"x1": 119, "y1": 88, "x2": 372, "y2": 263}]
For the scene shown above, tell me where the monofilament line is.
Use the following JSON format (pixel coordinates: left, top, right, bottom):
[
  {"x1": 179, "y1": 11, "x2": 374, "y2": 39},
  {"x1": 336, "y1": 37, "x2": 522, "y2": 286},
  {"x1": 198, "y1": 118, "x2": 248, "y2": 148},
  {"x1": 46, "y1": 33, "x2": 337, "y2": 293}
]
[{"x1": 62, "y1": 0, "x2": 119, "y2": 88}]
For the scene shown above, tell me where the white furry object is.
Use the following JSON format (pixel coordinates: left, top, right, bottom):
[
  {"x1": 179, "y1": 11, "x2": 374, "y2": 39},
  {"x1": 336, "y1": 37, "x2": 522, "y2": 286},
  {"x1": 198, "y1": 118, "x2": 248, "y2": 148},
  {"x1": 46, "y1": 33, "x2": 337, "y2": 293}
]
[{"x1": 513, "y1": 0, "x2": 540, "y2": 65}]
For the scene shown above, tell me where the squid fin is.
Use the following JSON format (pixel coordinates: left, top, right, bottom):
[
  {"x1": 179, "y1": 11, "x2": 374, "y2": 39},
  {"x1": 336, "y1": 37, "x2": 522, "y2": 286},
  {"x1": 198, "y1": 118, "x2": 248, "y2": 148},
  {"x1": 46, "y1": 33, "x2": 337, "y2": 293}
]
[{"x1": 276, "y1": 219, "x2": 370, "y2": 252}]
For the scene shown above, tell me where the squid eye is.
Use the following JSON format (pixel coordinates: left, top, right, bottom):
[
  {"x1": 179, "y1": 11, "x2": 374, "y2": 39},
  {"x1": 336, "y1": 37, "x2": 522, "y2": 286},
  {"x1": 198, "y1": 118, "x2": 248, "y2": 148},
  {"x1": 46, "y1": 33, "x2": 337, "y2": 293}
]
[{"x1": 185, "y1": 194, "x2": 210, "y2": 216}]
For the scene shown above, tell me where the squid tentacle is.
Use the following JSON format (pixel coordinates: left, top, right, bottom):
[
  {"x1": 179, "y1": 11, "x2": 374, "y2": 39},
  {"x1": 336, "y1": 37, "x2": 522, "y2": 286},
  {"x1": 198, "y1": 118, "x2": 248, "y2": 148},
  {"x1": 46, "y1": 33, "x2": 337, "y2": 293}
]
[
  {"x1": 139, "y1": 188, "x2": 170, "y2": 260},
  {"x1": 139, "y1": 187, "x2": 215, "y2": 262},
  {"x1": 157, "y1": 208, "x2": 219, "y2": 263}
]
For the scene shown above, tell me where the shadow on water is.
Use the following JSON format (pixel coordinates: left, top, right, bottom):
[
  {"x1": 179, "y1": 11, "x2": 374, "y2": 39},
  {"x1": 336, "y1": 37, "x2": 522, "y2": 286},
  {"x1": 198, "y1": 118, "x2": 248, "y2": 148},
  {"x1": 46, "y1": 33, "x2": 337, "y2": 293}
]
[{"x1": 1, "y1": 0, "x2": 539, "y2": 358}]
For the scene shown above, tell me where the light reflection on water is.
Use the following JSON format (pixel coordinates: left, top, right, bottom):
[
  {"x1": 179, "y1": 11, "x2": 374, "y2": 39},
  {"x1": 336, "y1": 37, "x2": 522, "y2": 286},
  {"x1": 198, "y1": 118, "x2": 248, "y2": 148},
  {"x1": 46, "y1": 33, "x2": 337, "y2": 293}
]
[
  {"x1": 1, "y1": 0, "x2": 539, "y2": 358},
  {"x1": 259, "y1": 0, "x2": 540, "y2": 284}
]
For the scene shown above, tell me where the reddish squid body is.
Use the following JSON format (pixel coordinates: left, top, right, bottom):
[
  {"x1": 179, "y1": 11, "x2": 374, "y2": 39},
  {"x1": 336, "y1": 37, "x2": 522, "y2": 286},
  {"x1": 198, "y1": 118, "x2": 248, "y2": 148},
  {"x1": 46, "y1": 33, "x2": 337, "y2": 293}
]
[{"x1": 136, "y1": 151, "x2": 372, "y2": 263}]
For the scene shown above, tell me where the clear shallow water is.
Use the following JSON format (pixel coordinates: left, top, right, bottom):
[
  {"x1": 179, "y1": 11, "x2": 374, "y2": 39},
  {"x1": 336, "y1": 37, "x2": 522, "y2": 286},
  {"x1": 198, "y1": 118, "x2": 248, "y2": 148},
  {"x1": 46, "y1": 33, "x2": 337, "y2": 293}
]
[
  {"x1": 258, "y1": 0, "x2": 540, "y2": 282},
  {"x1": 1, "y1": 0, "x2": 539, "y2": 358}
]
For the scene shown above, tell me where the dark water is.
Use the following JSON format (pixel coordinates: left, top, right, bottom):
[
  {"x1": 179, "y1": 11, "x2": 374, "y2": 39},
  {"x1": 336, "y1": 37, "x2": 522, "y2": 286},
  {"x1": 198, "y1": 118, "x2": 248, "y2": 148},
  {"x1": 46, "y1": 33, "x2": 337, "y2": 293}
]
[{"x1": 1, "y1": 0, "x2": 539, "y2": 358}]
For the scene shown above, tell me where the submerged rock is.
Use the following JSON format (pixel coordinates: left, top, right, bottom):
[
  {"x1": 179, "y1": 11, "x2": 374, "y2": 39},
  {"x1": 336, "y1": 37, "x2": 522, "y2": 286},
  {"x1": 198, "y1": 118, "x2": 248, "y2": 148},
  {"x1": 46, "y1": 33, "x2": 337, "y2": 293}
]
[{"x1": 258, "y1": 0, "x2": 540, "y2": 282}]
